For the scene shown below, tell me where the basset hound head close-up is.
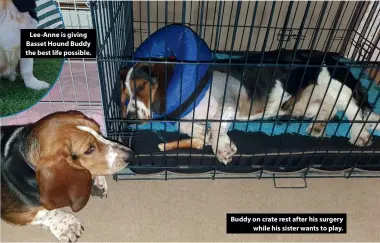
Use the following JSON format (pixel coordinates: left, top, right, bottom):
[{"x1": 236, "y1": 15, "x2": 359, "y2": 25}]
[
  {"x1": 30, "y1": 111, "x2": 134, "y2": 211},
  {"x1": 1, "y1": 110, "x2": 134, "y2": 219},
  {"x1": 119, "y1": 62, "x2": 175, "y2": 123}
]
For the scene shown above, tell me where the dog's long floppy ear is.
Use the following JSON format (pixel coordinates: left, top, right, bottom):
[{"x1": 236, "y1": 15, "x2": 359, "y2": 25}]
[
  {"x1": 120, "y1": 66, "x2": 131, "y2": 118},
  {"x1": 36, "y1": 149, "x2": 92, "y2": 213},
  {"x1": 120, "y1": 66, "x2": 130, "y2": 84},
  {"x1": 150, "y1": 63, "x2": 175, "y2": 115},
  {"x1": 12, "y1": 0, "x2": 36, "y2": 12}
]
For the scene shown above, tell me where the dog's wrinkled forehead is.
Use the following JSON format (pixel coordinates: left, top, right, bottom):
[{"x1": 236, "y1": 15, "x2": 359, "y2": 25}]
[
  {"x1": 34, "y1": 111, "x2": 101, "y2": 138},
  {"x1": 131, "y1": 64, "x2": 152, "y2": 79},
  {"x1": 76, "y1": 125, "x2": 110, "y2": 145},
  {"x1": 129, "y1": 64, "x2": 157, "y2": 86}
]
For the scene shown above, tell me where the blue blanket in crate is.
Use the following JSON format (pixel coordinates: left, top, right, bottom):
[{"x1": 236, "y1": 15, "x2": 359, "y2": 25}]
[{"x1": 129, "y1": 55, "x2": 380, "y2": 139}]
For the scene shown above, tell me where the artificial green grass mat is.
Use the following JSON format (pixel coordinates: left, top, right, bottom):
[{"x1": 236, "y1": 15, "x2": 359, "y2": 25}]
[{"x1": 0, "y1": 58, "x2": 63, "y2": 117}]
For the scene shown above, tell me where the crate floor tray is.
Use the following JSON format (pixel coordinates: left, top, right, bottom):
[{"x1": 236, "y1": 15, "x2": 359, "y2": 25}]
[{"x1": 122, "y1": 129, "x2": 380, "y2": 175}]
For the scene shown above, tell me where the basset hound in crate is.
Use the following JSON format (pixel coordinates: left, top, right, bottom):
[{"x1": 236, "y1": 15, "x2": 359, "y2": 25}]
[
  {"x1": 1, "y1": 111, "x2": 134, "y2": 242},
  {"x1": 0, "y1": 0, "x2": 50, "y2": 90},
  {"x1": 120, "y1": 50, "x2": 380, "y2": 164}
]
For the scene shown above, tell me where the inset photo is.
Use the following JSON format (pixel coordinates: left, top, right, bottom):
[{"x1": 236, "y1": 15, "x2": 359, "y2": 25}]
[{"x1": 0, "y1": 0, "x2": 64, "y2": 117}]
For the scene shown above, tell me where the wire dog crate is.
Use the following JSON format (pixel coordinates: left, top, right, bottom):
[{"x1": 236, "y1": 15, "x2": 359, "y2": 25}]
[{"x1": 91, "y1": 1, "x2": 380, "y2": 182}]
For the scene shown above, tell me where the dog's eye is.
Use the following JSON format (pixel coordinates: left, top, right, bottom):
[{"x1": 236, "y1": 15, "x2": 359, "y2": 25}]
[
  {"x1": 136, "y1": 85, "x2": 144, "y2": 92},
  {"x1": 85, "y1": 145, "x2": 95, "y2": 155}
]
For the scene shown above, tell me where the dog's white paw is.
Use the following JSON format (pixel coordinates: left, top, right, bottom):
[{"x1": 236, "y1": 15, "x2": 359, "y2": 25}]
[
  {"x1": 25, "y1": 77, "x2": 50, "y2": 90},
  {"x1": 350, "y1": 131, "x2": 373, "y2": 147},
  {"x1": 92, "y1": 176, "x2": 108, "y2": 198},
  {"x1": 212, "y1": 135, "x2": 237, "y2": 165},
  {"x1": 158, "y1": 143, "x2": 165, "y2": 151},
  {"x1": 9, "y1": 72, "x2": 17, "y2": 82},
  {"x1": 306, "y1": 123, "x2": 326, "y2": 137},
  {"x1": 52, "y1": 212, "x2": 84, "y2": 242},
  {"x1": 32, "y1": 210, "x2": 84, "y2": 242}
]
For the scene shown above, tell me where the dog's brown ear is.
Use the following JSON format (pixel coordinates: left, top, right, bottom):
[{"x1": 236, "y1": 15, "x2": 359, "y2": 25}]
[
  {"x1": 120, "y1": 66, "x2": 130, "y2": 83},
  {"x1": 121, "y1": 86, "x2": 128, "y2": 118},
  {"x1": 150, "y1": 63, "x2": 175, "y2": 114},
  {"x1": 36, "y1": 149, "x2": 92, "y2": 213}
]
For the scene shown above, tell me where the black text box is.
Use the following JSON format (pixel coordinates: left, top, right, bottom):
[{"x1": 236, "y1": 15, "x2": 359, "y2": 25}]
[
  {"x1": 21, "y1": 29, "x2": 96, "y2": 58},
  {"x1": 227, "y1": 213, "x2": 347, "y2": 234}
]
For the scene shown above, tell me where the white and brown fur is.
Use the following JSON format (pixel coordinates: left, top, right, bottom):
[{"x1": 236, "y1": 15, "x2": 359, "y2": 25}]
[
  {"x1": 120, "y1": 49, "x2": 380, "y2": 164},
  {"x1": 0, "y1": 0, "x2": 50, "y2": 90},
  {"x1": 1, "y1": 111, "x2": 134, "y2": 242}
]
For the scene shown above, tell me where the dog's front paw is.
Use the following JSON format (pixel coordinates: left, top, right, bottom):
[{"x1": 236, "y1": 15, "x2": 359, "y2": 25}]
[
  {"x1": 25, "y1": 77, "x2": 50, "y2": 90},
  {"x1": 158, "y1": 143, "x2": 166, "y2": 151},
  {"x1": 212, "y1": 135, "x2": 237, "y2": 165},
  {"x1": 350, "y1": 131, "x2": 373, "y2": 147},
  {"x1": 50, "y1": 212, "x2": 84, "y2": 242},
  {"x1": 91, "y1": 176, "x2": 108, "y2": 198},
  {"x1": 9, "y1": 72, "x2": 17, "y2": 82},
  {"x1": 307, "y1": 123, "x2": 326, "y2": 137}
]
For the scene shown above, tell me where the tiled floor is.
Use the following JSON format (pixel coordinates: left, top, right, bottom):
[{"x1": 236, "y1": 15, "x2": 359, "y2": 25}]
[
  {"x1": 44, "y1": 61, "x2": 101, "y2": 103},
  {"x1": 0, "y1": 60, "x2": 107, "y2": 134}
]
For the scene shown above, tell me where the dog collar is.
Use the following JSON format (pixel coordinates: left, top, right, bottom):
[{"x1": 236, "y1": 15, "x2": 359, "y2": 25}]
[
  {"x1": 25, "y1": 159, "x2": 36, "y2": 171},
  {"x1": 21, "y1": 147, "x2": 36, "y2": 171},
  {"x1": 22, "y1": 135, "x2": 36, "y2": 171}
]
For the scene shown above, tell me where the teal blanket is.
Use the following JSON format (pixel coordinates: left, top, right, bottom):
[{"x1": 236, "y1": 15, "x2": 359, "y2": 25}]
[{"x1": 129, "y1": 56, "x2": 380, "y2": 139}]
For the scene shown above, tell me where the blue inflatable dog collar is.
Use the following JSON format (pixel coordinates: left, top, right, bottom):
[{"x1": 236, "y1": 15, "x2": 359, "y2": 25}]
[{"x1": 125, "y1": 24, "x2": 213, "y2": 120}]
